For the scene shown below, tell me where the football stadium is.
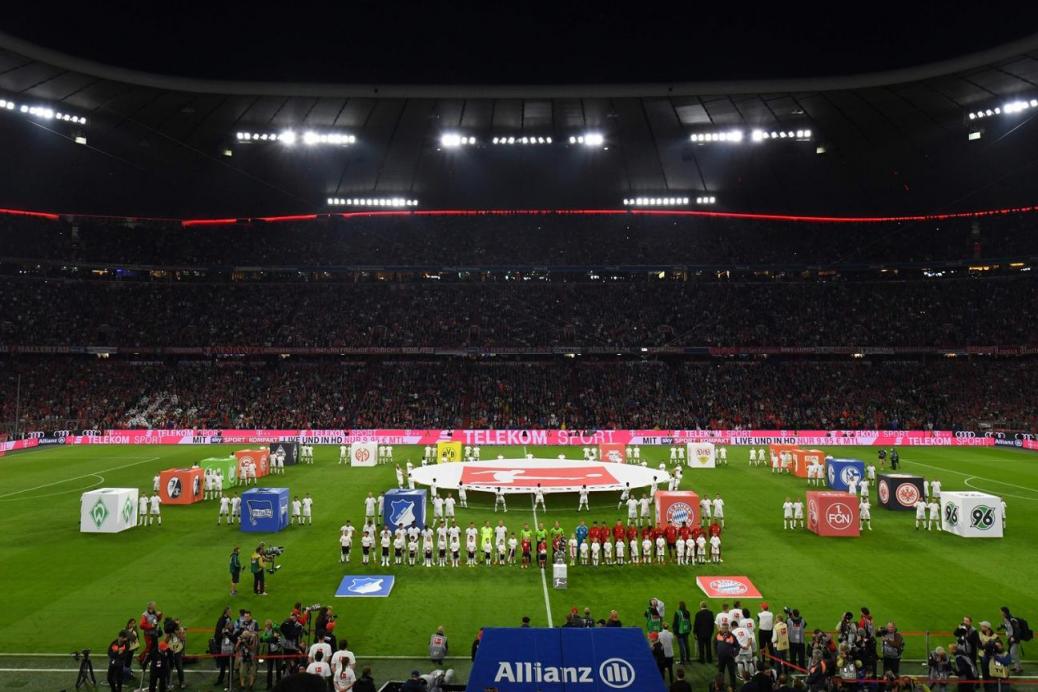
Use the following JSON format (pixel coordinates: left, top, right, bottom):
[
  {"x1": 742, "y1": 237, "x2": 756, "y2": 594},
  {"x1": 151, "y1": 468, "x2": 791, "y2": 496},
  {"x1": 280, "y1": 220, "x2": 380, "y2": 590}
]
[{"x1": 1, "y1": 7, "x2": 1037, "y2": 692}]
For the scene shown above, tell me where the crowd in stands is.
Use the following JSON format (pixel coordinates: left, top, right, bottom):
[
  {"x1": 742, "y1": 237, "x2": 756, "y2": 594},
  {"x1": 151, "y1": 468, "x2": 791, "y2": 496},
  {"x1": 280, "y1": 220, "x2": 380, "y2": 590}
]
[
  {"x1": 3, "y1": 358, "x2": 1035, "y2": 432},
  {"x1": 3, "y1": 213, "x2": 1038, "y2": 267},
  {"x1": 2, "y1": 276, "x2": 1036, "y2": 348}
]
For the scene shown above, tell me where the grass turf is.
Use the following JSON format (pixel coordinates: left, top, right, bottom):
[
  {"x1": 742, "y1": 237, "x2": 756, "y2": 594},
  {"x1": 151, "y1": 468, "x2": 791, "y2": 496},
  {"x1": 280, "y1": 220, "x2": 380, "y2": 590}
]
[{"x1": 0, "y1": 443, "x2": 1035, "y2": 687}]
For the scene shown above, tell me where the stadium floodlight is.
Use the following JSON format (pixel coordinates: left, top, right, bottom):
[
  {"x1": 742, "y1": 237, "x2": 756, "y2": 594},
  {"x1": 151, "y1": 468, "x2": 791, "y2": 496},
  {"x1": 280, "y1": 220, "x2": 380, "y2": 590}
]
[
  {"x1": 750, "y1": 127, "x2": 811, "y2": 143},
  {"x1": 570, "y1": 132, "x2": 605, "y2": 147},
  {"x1": 328, "y1": 197, "x2": 418, "y2": 208},
  {"x1": 492, "y1": 134, "x2": 553, "y2": 145},
  {"x1": 440, "y1": 133, "x2": 476, "y2": 148},
  {"x1": 0, "y1": 97, "x2": 86, "y2": 124},
  {"x1": 695, "y1": 196, "x2": 717, "y2": 205},
  {"x1": 623, "y1": 196, "x2": 691, "y2": 207},
  {"x1": 278, "y1": 130, "x2": 297, "y2": 146},
  {"x1": 690, "y1": 129, "x2": 744, "y2": 143}
]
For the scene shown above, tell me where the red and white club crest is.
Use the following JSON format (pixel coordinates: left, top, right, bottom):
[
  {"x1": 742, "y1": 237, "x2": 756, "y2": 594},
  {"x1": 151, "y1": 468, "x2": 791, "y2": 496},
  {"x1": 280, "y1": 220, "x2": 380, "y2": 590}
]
[
  {"x1": 878, "y1": 480, "x2": 890, "y2": 504},
  {"x1": 825, "y1": 502, "x2": 853, "y2": 530},
  {"x1": 709, "y1": 579, "x2": 748, "y2": 596},
  {"x1": 355, "y1": 448, "x2": 371, "y2": 462},
  {"x1": 895, "y1": 483, "x2": 920, "y2": 506},
  {"x1": 666, "y1": 502, "x2": 694, "y2": 525},
  {"x1": 808, "y1": 499, "x2": 818, "y2": 527}
]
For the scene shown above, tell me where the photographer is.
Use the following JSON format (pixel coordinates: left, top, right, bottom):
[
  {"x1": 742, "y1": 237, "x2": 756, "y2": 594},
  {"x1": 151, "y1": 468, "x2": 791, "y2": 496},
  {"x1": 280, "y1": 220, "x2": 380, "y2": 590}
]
[
  {"x1": 879, "y1": 622, "x2": 904, "y2": 676},
  {"x1": 215, "y1": 622, "x2": 235, "y2": 688},
  {"x1": 123, "y1": 618, "x2": 141, "y2": 683},
  {"x1": 786, "y1": 609, "x2": 807, "y2": 671},
  {"x1": 237, "y1": 629, "x2": 259, "y2": 691},
  {"x1": 139, "y1": 602, "x2": 163, "y2": 664},
  {"x1": 953, "y1": 616, "x2": 981, "y2": 668},
  {"x1": 163, "y1": 616, "x2": 186, "y2": 689},
  {"x1": 260, "y1": 618, "x2": 285, "y2": 689},
  {"x1": 315, "y1": 606, "x2": 338, "y2": 650},
  {"x1": 251, "y1": 543, "x2": 269, "y2": 596},
  {"x1": 108, "y1": 631, "x2": 129, "y2": 692}
]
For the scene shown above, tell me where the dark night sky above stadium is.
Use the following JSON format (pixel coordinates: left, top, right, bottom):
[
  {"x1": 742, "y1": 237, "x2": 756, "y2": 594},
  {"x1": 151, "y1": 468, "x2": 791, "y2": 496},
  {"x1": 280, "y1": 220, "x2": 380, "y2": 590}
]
[{"x1": 7, "y1": 1, "x2": 1038, "y2": 84}]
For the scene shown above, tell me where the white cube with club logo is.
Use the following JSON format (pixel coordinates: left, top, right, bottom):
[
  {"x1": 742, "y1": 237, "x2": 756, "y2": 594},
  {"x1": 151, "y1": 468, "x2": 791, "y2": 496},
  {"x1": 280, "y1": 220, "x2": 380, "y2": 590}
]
[
  {"x1": 80, "y1": 488, "x2": 139, "y2": 533},
  {"x1": 940, "y1": 491, "x2": 1003, "y2": 538},
  {"x1": 686, "y1": 442, "x2": 716, "y2": 469},
  {"x1": 350, "y1": 441, "x2": 378, "y2": 467}
]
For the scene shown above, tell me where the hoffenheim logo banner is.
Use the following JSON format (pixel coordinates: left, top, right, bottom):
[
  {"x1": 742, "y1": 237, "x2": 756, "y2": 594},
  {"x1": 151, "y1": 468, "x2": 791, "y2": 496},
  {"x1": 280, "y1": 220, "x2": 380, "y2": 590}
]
[
  {"x1": 468, "y1": 627, "x2": 664, "y2": 691},
  {"x1": 335, "y1": 575, "x2": 396, "y2": 598}
]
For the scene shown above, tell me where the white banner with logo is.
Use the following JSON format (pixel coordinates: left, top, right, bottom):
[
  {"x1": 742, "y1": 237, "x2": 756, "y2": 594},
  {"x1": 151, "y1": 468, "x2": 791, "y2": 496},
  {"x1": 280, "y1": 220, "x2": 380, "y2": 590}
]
[
  {"x1": 350, "y1": 441, "x2": 378, "y2": 467},
  {"x1": 940, "y1": 491, "x2": 1003, "y2": 538}
]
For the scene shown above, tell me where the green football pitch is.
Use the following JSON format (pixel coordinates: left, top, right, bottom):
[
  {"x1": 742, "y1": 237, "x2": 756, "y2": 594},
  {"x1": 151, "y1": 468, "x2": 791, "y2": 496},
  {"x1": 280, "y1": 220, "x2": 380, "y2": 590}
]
[{"x1": 0, "y1": 443, "x2": 1035, "y2": 688}]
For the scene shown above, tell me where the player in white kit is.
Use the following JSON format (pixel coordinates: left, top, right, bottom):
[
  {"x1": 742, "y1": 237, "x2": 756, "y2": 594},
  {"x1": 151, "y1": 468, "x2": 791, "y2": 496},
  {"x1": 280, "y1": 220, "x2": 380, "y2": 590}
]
[
  {"x1": 927, "y1": 500, "x2": 941, "y2": 531},
  {"x1": 696, "y1": 535, "x2": 707, "y2": 563},
  {"x1": 617, "y1": 483, "x2": 631, "y2": 510},
  {"x1": 700, "y1": 497, "x2": 712, "y2": 527},
  {"x1": 361, "y1": 531, "x2": 373, "y2": 565},
  {"x1": 291, "y1": 497, "x2": 302, "y2": 525},
  {"x1": 590, "y1": 540, "x2": 601, "y2": 566},
  {"x1": 793, "y1": 498, "x2": 804, "y2": 528},
  {"x1": 676, "y1": 537, "x2": 686, "y2": 565},
  {"x1": 782, "y1": 498, "x2": 794, "y2": 530},
  {"x1": 627, "y1": 497, "x2": 639, "y2": 525},
  {"x1": 847, "y1": 477, "x2": 859, "y2": 497},
  {"x1": 931, "y1": 480, "x2": 942, "y2": 498},
  {"x1": 639, "y1": 495, "x2": 651, "y2": 526},
  {"x1": 138, "y1": 494, "x2": 149, "y2": 526},
  {"x1": 433, "y1": 495, "x2": 444, "y2": 520},
  {"x1": 914, "y1": 499, "x2": 927, "y2": 529},
  {"x1": 859, "y1": 499, "x2": 872, "y2": 530},
  {"x1": 218, "y1": 495, "x2": 231, "y2": 525},
  {"x1": 718, "y1": 446, "x2": 728, "y2": 465},
  {"x1": 866, "y1": 464, "x2": 876, "y2": 485},
  {"x1": 710, "y1": 535, "x2": 722, "y2": 562},
  {"x1": 494, "y1": 487, "x2": 507, "y2": 512},
  {"x1": 534, "y1": 485, "x2": 547, "y2": 512},
  {"x1": 749, "y1": 448, "x2": 757, "y2": 465},
  {"x1": 629, "y1": 537, "x2": 640, "y2": 564},
  {"x1": 214, "y1": 473, "x2": 223, "y2": 497},
  {"x1": 457, "y1": 483, "x2": 468, "y2": 508},
  {"x1": 395, "y1": 465, "x2": 404, "y2": 488},
  {"x1": 712, "y1": 495, "x2": 725, "y2": 528},
  {"x1": 364, "y1": 493, "x2": 376, "y2": 522},
  {"x1": 655, "y1": 535, "x2": 666, "y2": 563},
  {"x1": 339, "y1": 444, "x2": 348, "y2": 464},
  {"x1": 340, "y1": 532, "x2": 352, "y2": 563},
  {"x1": 149, "y1": 494, "x2": 162, "y2": 526},
  {"x1": 642, "y1": 537, "x2": 653, "y2": 564},
  {"x1": 230, "y1": 494, "x2": 241, "y2": 524},
  {"x1": 577, "y1": 486, "x2": 589, "y2": 511},
  {"x1": 302, "y1": 494, "x2": 313, "y2": 525},
  {"x1": 153, "y1": 474, "x2": 160, "y2": 493}
]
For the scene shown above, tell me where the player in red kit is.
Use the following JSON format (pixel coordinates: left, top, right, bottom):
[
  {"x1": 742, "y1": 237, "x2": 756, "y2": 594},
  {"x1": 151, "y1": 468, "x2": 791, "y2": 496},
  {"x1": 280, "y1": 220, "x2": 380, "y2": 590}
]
[
  {"x1": 520, "y1": 538, "x2": 531, "y2": 569},
  {"x1": 664, "y1": 523, "x2": 678, "y2": 558},
  {"x1": 678, "y1": 521, "x2": 692, "y2": 543},
  {"x1": 613, "y1": 520, "x2": 626, "y2": 542},
  {"x1": 709, "y1": 520, "x2": 722, "y2": 538},
  {"x1": 626, "y1": 523, "x2": 639, "y2": 543},
  {"x1": 641, "y1": 524, "x2": 653, "y2": 541}
]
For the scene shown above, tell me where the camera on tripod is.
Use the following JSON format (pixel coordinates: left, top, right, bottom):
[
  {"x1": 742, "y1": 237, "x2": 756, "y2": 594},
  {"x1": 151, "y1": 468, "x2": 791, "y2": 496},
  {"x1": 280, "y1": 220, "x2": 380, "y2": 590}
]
[
  {"x1": 71, "y1": 649, "x2": 91, "y2": 661},
  {"x1": 262, "y1": 545, "x2": 285, "y2": 574}
]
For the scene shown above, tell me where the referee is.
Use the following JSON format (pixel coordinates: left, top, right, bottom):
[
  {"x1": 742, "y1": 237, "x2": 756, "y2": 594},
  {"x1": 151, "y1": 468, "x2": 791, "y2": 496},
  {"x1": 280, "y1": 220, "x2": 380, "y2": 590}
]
[
  {"x1": 229, "y1": 546, "x2": 241, "y2": 597},
  {"x1": 250, "y1": 543, "x2": 268, "y2": 596}
]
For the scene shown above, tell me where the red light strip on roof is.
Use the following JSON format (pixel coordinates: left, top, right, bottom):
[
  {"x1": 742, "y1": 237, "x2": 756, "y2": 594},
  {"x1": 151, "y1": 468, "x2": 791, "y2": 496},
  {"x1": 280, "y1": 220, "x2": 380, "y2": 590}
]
[
  {"x1": 0, "y1": 207, "x2": 61, "y2": 221},
  {"x1": 3, "y1": 205, "x2": 1038, "y2": 226}
]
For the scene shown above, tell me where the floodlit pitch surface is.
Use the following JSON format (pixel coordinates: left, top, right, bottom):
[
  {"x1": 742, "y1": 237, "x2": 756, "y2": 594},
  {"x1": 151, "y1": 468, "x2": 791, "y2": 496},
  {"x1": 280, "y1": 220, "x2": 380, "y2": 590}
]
[{"x1": 0, "y1": 444, "x2": 1035, "y2": 676}]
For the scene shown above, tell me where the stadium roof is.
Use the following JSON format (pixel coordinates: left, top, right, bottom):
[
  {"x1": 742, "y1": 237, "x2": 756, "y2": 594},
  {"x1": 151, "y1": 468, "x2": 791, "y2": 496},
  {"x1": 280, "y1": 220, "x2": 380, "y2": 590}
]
[{"x1": 2, "y1": 29, "x2": 1038, "y2": 218}]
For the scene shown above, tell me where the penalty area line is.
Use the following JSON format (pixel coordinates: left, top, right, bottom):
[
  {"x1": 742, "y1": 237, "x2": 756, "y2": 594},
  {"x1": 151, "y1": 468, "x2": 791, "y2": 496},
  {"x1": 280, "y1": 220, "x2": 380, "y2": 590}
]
[{"x1": 530, "y1": 495, "x2": 554, "y2": 627}]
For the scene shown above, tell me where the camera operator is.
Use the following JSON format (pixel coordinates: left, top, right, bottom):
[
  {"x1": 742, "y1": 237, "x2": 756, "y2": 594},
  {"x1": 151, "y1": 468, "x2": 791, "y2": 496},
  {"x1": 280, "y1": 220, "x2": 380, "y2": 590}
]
[
  {"x1": 315, "y1": 607, "x2": 338, "y2": 650},
  {"x1": 251, "y1": 543, "x2": 269, "y2": 596},
  {"x1": 953, "y1": 616, "x2": 981, "y2": 668},
  {"x1": 214, "y1": 622, "x2": 235, "y2": 688},
  {"x1": 237, "y1": 629, "x2": 259, "y2": 691},
  {"x1": 108, "y1": 631, "x2": 129, "y2": 692},
  {"x1": 163, "y1": 616, "x2": 186, "y2": 689}
]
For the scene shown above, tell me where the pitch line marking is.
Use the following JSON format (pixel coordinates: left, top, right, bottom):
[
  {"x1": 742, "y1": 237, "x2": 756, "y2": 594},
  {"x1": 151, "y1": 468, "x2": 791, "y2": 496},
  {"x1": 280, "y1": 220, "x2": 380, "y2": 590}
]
[
  {"x1": 0, "y1": 457, "x2": 159, "y2": 499},
  {"x1": 0, "y1": 474, "x2": 106, "y2": 502},
  {"x1": 904, "y1": 459, "x2": 1038, "y2": 493},
  {"x1": 964, "y1": 476, "x2": 1038, "y2": 502},
  {"x1": 530, "y1": 495, "x2": 554, "y2": 628}
]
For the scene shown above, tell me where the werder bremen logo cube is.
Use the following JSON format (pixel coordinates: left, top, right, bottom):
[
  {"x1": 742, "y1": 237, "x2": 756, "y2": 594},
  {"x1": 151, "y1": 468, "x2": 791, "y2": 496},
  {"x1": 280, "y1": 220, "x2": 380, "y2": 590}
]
[
  {"x1": 91, "y1": 498, "x2": 109, "y2": 528},
  {"x1": 122, "y1": 497, "x2": 134, "y2": 524}
]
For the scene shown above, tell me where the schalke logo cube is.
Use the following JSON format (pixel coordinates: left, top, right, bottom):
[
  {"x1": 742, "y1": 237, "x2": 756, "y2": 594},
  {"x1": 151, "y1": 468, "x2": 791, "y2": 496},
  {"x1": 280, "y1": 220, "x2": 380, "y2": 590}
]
[
  {"x1": 383, "y1": 488, "x2": 428, "y2": 530},
  {"x1": 825, "y1": 459, "x2": 865, "y2": 493}
]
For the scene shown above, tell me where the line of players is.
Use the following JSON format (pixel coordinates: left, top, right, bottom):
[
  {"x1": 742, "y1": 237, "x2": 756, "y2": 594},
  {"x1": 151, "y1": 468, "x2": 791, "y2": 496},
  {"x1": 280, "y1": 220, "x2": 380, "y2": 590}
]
[
  {"x1": 212, "y1": 493, "x2": 316, "y2": 525},
  {"x1": 781, "y1": 476, "x2": 954, "y2": 531},
  {"x1": 336, "y1": 516, "x2": 725, "y2": 568}
]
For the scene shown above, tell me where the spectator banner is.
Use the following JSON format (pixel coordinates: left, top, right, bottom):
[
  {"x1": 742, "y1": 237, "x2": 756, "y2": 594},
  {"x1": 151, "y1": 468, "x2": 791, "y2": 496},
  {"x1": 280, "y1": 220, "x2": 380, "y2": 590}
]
[
  {"x1": 695, "y1": 576, "x2": 763, "y2": 599},
  {"x1": 0, "y1": 437, "x2": 39, "y2": 454},
  {"x1": 241, "y1": 488, "x2": 289, "y2": 533},
  {"x1": 350, "y1": 442, "x2": 378, "y2": 467},
  {"x1": 940, "y1": 491, "x2": 1004, "y2": 538},
  {"x1": 335, "y1": 575, "x2": 396, "y2": 598},
  {"x1": 80, "y1": 488, "x2": 138, "y2": 533},
  {"x1": 468, "y1": 626, "x2": 665, "y2": 691}
]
